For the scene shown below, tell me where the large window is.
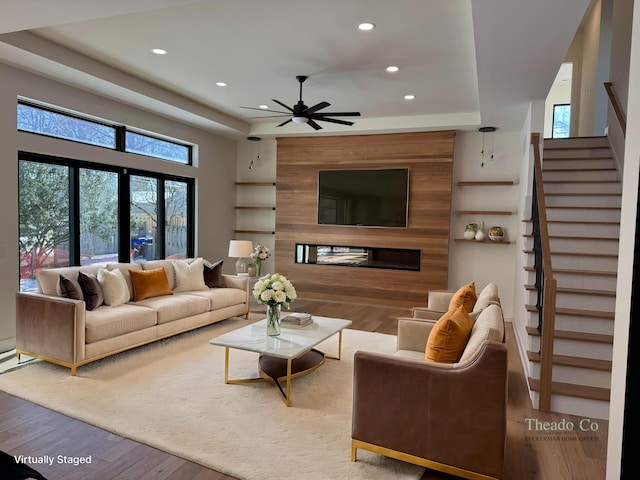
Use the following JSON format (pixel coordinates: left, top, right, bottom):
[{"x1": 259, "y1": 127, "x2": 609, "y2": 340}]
[
  {"x1": 18, "y1": 103, "x2": 116, "y2": 148},
  {"x1": 79, "y1": 169, "x2": 119, "y2": 265},
  {"x1": 552, "y1": 103, "x2": 571, "y2": 138},
  {"x1": 18, "y1": 100, "x2": 192, "y2": 165},
  {"x1": 126, "y1": 131, "x2": 190, "y2": 164},
  {"x1": 18, "y1": 153, "x2": 194, "y2": 291},
  {"x1": 18, "y1": 161, "x2": 70, "y2": 292},
  {"x1": 130, "y1": 175, "x2": 158, "y2": 263}
]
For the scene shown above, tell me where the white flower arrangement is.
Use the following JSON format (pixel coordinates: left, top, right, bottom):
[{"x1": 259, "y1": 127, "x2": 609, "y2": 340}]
[{"x1": 252, "y1": 273, "x2": 297, "y2": 308}]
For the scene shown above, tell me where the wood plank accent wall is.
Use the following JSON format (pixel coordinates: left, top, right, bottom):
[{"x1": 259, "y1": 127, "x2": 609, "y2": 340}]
[{"x1": 275, "y1": 131, "x2": 455, "y2": 308}]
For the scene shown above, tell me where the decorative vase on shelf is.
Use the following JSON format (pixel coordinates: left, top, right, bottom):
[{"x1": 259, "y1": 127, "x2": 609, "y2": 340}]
[
  {"x1": 247, "y1": 264, "x2": 257, "y2": 277},
  {"x1": 488, "y1": 226, "x2": 505, "y2": 242},
  {"x1": 464, "y1": 223, "x2": 478, "y2": 240},
  {"x1": 475, "y1": 222, "x2": 486, "y2": 241},
  {"x1": 266, "y1": 304, "x2": 281, "y2": 336}
]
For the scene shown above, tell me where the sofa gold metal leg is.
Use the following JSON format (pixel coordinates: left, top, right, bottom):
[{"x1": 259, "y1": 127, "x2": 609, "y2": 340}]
[{"x1": 351, "y1": 442, "x2": 357, "y2": 462}]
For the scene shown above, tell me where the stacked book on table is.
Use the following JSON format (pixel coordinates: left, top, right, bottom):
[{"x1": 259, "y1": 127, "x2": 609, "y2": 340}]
[{"x1": 281, "y1": 312, "x2": 313, "y2": 328}]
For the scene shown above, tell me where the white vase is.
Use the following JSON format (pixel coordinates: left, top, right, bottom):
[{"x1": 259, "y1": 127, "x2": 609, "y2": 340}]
[
  {"x1": 475, "y1": 229, "x2": 486, "y2": 241},
  {"x1": 464, "y1": 230, "x2": 476, "y2": 240}
]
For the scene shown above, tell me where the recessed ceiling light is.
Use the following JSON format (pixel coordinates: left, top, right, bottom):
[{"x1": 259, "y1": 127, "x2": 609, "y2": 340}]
[
  {"x1": 386, "y1": 66, "x2": 400, "y2": 73},
  {"x1": 216, "y1": 82, "x2": 228, "y2": 87},
  {"x1": 259, "y1": 105, "x2": 269, "y2": 109},
  {"x1": 404, "y1": 94, "x2": 416, "y2": 101},
  {"x1": 358, "y1": 22, "x2": 375, "y2": 31},
  {"x1": 151, "y1": 48, "x2": 167, "y2": 55}
]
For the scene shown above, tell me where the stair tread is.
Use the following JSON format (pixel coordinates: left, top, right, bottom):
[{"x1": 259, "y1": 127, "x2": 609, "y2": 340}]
[
  {"x1": 543, "y1": 167, "x2": 617, "y2": 172},
  {"x1": 522, "y1": 233, "x2": 619, "y2": 241},
  {"x1": 523, "y1": 249, "x2": 618, "y2": 258},
  {"x1": 524, "y1": 284, "x2": 615, "y2": 296},
  {"x1": 546, "y1": 205, "x2": 621, "y2": 210},
  {"x1": 525, "y1": 306, "x2": 614, "y2": 320},
  {"x1": 543, "y1": 179, "x2": 620, "y2": 183},
  {"x1": 545, "y1": 192, "x2": 621, "y2": 196},
  {"x1": 526, "y1": 324, "x2": 614, "y2": 341},
  {"x1": 527, "y1": 351, "x2": 612, "y2": 371},
  {"x1": 524, "y1": 266, "x2": 617, "y2": 276},
  {"x1": 522, "y1": 218, "x2": 619, "y2": 225},
  {"x1": 528, "y1": 377, "x2": 610, "y2": 402},
  {"x1": 543, "y1": 145, "x2": 610, "y2": 151}
]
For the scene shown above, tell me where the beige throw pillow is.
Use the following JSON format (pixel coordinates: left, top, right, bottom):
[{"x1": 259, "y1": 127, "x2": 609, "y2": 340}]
[
  {"x1": 98, "y1": 268, "x2": 130, "y2": 307},
  {"x1": 173, "y1": 258, "x2": 207, "y2": 292}
]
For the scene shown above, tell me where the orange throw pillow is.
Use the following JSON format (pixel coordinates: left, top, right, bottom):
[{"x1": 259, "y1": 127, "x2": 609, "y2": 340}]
[
  {"x1": 425, "y1": 305, "x2": 473, "y2": 363},
  {"x1": 448, "y1": 281, "x2": 477, "y2": 313},
  {"x1": 129, "y1": 268, "x2": 173, "y2": 301}
]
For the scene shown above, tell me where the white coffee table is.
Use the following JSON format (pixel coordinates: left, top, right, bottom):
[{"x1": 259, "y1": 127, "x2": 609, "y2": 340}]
[{"x1": 209, "y1": 316, "x2": 352, "y2": 406}]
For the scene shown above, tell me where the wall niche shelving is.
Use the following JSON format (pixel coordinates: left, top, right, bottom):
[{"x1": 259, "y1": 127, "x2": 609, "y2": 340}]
[
  {"x1": 453, "y1": 180, "x2": 518, "y2": 245},
  {"x1": 234, "y1": 181, "x2": 276, "y2": 235}
]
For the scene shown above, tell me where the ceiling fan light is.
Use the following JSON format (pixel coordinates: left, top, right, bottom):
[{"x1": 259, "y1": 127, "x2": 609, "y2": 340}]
[{"x1": 292, "y1": 116, "x2": 309, "y2": 123}]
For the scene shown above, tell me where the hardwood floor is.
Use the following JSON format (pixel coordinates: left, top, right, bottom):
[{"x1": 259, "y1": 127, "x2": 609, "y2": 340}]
[{"x1": 0, "y1": 300, "x2": 607, "y2": 479}]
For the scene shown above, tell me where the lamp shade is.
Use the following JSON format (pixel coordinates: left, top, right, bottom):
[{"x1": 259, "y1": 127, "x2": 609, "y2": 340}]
[{"x1": 228, "y1": 240, "x2": 253, "y2": 258}]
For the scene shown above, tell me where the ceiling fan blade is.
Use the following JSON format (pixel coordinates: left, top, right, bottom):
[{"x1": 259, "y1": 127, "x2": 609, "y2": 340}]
[
  {"x1": 240, "y1": 106, "x2": 291, "y2": 114},
  {"x1": 277, "y1": 118, "x2": 293, "y2": 127},
  {"x1": 304, "y1": 101, "x2": 331, "y2": 115},
  {"x1": 307, "y1": 119, "x2": 323, "y2": 130},
  {"x1": 313, "y1": 111, "x2": 361, "y2": 117},
  {"x1": 246, "y1": 115, "x2": 291, "y2": 119},
  {"x1": 272, "y1": 99, "x2": 294, "y2": 112},
  {"x1": 313, "y1": 116, "x2": 354, "y2": 126}
]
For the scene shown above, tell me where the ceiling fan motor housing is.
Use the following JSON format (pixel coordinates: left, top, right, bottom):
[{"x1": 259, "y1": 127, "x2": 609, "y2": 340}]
[{"x1": 241, "y1": 74, "x2": 360, "y2": 130}]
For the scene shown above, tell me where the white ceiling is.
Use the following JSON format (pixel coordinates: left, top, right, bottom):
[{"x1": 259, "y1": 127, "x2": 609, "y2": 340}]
[{"x1": 0, "y1": 0, "x2": 592, "y2": 138}]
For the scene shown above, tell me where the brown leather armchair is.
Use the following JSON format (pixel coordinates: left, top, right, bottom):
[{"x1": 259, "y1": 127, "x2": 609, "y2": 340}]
[{"x1": 351, "y1": 295, "x2": 507, "y2": 479}]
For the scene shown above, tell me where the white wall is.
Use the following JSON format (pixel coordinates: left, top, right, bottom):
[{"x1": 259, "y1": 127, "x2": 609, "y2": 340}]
[
  {"x1": 234, "y1": 137, "x2": 278, "y2": 274},
  {"x1": 578, "y1": 0, "x2": 603, "y2": 137},
  {"x1": 607, "y1": 0, "x2": 635, "y2": 172},
  {"x1": 544, "y1": 79, "x2": 572, "y2": 138},
  {"x1": 448, "y1": 130, "x2": 522, "y2": 318},
  {"x1": 607, "y1": 1, "x2": 639, "y2": 477},
  {"x1": 0, "y1": 63, "x2": 238, "y2": 352}
]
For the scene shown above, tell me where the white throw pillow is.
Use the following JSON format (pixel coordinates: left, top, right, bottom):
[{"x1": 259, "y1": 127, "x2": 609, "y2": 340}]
[
  {"x1": 172, "y1": 257, "x2": 207, "y2": 292},
  {"x1": 98, "y1": 268, "x2": 130, "y2": 307}
]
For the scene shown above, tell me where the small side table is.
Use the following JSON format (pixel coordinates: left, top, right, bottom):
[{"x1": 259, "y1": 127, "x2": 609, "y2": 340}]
[{"x1": 244, "y1": 276, "x2": 266, "y2": 313}]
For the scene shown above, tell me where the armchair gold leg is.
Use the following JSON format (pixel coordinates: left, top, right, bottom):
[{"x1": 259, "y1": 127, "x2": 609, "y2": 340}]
[{"x1": 351, "y1": 441, "x2": 357, "y2": 462}]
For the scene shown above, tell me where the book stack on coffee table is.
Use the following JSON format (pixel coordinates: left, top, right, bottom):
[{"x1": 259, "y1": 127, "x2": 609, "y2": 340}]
[{"x1": 281, "y1": 312, "x2": 313, "y2": 328}]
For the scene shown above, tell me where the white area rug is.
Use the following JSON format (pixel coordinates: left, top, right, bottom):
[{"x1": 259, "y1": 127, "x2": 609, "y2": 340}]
[{"x1": 0, "y1": 318, "x2": 424, "y2": 480}]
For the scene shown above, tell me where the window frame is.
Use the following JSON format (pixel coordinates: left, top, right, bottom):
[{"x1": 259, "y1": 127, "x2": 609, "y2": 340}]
[
  {"x1": 18, "y1": 151, "x2": 195, "y2": 275},
  {"x1": 17, "y1": 100, "x2": 193, "y2": 165}
]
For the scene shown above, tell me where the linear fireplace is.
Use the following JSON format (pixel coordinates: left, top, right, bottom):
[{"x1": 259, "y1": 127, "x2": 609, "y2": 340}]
[{"x1": 295, "y1": 244, "x2": 421, "y2": 271}]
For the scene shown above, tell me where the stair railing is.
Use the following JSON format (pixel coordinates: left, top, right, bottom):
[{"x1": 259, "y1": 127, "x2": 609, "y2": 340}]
[
  {"x1": 604, "y1": 81, "x2": 627, "y2": 138},
  {"x1": 530, "y1": 133, "x2": 557, "y2": 413}
]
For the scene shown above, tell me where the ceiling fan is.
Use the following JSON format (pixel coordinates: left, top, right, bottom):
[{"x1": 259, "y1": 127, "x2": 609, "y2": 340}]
[{"x1": 241, "y1": 75, "x2": 361, "y2": 130}]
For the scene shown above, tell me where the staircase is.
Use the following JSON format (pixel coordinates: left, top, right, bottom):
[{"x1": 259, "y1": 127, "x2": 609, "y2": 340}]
[{"x1": 524, "y1": 136, "x2": 620, "y2": 420}]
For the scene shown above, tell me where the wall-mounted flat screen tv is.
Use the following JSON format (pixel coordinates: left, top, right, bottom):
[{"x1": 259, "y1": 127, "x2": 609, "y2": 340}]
[{"x1": 317, "y1": 168, "x2": 409, "y2": 227}]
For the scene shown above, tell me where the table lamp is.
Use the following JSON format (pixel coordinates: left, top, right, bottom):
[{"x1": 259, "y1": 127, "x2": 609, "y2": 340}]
[{"x1": 228, "y1": 240, "x2": 254, "y2": 275}]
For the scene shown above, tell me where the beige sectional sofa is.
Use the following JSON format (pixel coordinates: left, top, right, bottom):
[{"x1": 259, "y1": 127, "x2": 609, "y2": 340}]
[
  {"x1": 15, "y1": 259, "x2": 250, "y2": 375},
  {"x1": 351, "y1": 283, "x2": 507, "y2": 479}
]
